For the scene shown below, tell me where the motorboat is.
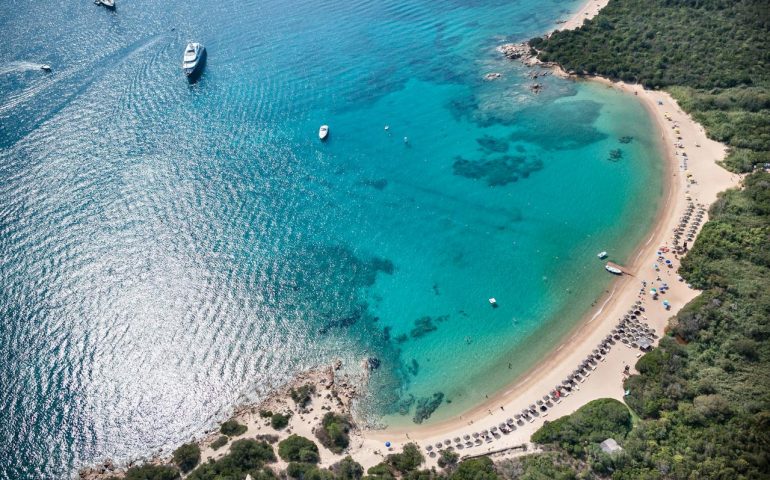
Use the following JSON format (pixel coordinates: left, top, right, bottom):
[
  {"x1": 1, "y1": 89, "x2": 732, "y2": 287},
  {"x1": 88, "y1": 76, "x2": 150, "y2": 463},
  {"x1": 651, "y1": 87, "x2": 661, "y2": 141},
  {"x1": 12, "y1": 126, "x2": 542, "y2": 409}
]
[
  {"x1": 318, "y1": 125, "x2": 329, "y2": 141},
  {"x1": 95, "y1": 0, "x2": 116, "y2": 9},
  {"x1": 40, "y1": 64, "x2": 52, "y2": 72},
  {"x1": 605, "y1": 264, "x2": 622, "y2": 275},
  {"x1": 182, "y1": 42, "x2": 206, "y2": 79},
  {"x1": 597, "y1": 251, "x2": 608, "y2": 259}
]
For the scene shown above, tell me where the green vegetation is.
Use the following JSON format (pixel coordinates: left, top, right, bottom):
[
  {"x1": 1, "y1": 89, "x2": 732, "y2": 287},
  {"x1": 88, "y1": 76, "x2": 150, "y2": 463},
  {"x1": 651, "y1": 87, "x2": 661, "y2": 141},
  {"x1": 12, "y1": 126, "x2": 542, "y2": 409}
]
[
  {"x1": 530, "y1": 0, "x2": 770, "y2": 172},
  {"x1": 331, "y1": 456, "x2": 365, "y2": 480},
  {"x1": 522, "y1": 1, "x2": 770, "y2": 477},
  {"x1": 528, "y1": 177, "x2": 770, "y2": 477},
  {"x1": 118, "y1": 464, "x2": 180, "y2": 480},
  {"x1": 364, "y1": 462, "x2": 395, "y2": 480},
  {"x1": 315, "y1": 412, "x2": 354, "y2": 453},
  {"x1": 386, "y1": 443, "x2": 424, "y2": 474},
  {"x1": 171, "y1": 442, "x2": 201, "y2": 473},
  {"x1": 220, "y1": 419, "x2": 247, "y2": 437},
  {"x1": 271, "y1": 412, "x2": 291, "y2": 430},
  {"x1": 436, "y1": 450, "x2": 459, "y2": 471},
  {"x1": 210, "y1": 435, "x2": 229, "y2": 450},
  {"x1": 291, "y1": 384, "x2": 317, "y2": 408},
  {"x1": 497, "y1": 452, "x2": 584, "y2": 480},
  {"x1": 532, "y1": 398, "x2": 632, "y2": 458},
  {"x1": 286, "y1": 462, "x2": 336, "y2": 480},
  {"x1": 278, "y1": 435, "x2": 321, "y2": 463},
  {"x1": 187, "y1": 439, "x2": 276, "y2": 480},
  {"x1": 450, "y1": 457, "x2": 498, "y2": 480}
]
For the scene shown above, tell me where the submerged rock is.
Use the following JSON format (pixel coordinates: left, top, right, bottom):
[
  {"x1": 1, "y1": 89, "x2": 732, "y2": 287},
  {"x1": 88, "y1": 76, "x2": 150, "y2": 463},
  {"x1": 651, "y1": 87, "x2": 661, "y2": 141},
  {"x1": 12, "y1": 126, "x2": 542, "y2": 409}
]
[
  {"x1": 413, "y1": 392, "x2": 445, "y2": 424},
  {"x1": 367, "y1": 357, "x2": 381, "y2": 370}
]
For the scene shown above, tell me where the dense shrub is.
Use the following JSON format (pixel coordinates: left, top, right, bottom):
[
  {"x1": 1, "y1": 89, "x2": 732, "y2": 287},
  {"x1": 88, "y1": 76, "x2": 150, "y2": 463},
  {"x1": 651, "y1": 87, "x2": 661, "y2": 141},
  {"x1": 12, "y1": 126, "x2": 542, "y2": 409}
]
[
  {"x1": 331, "y1": 456, "x2": 364, "y2": 480},
  {"x1": 532, "y1": 0, "x2": 770, "y2": 173},
  {"x1": 386, "y1": 443, "x2": 423, "y2": 474},
  {"x1": 315, "y1": 412, "x2": 353, "y2": 453},
  {"x1": 278, "y1": 435, "x2": 320, "y2": 463},
  {"x1": 532, "y1": 399, "x2": 632, "y2": 458},
  {"x1": 436, "y1": 450, "x2": 459, "y2": 471},
  {"x1": 122, "y1": 464, "x2": 180, "y2": 480},
  {"x1": 290, "y1": 384, "x2": 317, "y2": 408},
  {"x1": 220, "y1": 419, "x2": 247, "y2": 437},
  {"x1": 271, "y1": 412, "x2": 291, "y2": 430},
  {"x1": 364, "y1": 462, "x2": 395, "y2": 480},
  {"x1": 172, "y1": 442, "x2": 201, "y2": 473},
  {"x1": 187, "y1": 439, "x2": 275, "y2": 480},
  {"x1": 210, "y1": 435, "x2": 228, "y2": 450},
  {"x1": 450, "y1": 457, "x2": 498, "y2": 480}
]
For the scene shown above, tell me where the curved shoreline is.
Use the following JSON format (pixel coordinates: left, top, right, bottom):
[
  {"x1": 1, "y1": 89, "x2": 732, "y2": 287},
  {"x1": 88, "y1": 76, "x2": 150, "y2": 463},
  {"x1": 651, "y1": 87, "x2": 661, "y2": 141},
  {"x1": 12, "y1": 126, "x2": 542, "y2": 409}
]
[
  {"x1": 78, "y1": 0, "x2": 740, "y2": 476},
  {"x1": 352, "y1": 0, "x2": 738, "y2": 466}
]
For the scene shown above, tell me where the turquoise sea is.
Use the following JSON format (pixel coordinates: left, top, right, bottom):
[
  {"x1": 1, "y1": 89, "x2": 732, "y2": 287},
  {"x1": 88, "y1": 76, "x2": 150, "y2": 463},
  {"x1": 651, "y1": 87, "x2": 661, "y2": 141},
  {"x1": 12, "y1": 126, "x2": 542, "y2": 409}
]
[{"x1": 0, "y1": 0, "x2": 663, "y2": 477}]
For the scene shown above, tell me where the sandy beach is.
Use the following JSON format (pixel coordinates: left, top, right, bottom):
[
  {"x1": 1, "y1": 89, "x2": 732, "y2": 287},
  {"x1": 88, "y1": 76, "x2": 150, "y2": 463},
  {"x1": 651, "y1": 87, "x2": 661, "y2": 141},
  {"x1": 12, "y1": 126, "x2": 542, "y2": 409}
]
[
  {"x1": 349, "y1": 0, "x2": 739, "y2": 468},
  {"x1": 354, "y1": 80, "x2": 737, "y2": 466}
]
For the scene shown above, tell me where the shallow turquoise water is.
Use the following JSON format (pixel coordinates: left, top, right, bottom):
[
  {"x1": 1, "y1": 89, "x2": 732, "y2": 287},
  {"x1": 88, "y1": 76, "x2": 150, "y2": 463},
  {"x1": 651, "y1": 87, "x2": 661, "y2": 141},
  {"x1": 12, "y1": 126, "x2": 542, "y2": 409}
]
[{"x1": 0, "y1": 0, "x2": 661, "y2": 476}]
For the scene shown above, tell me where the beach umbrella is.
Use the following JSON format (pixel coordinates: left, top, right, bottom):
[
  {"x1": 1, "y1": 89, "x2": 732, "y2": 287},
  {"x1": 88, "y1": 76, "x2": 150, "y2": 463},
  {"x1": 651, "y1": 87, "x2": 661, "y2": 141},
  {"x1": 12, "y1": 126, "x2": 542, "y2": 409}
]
[
  {"x1": 385, "y1": 441, "x2": 391, "y2": 448},
  {"x1": 529, "y1": 404, "x2": 537, "y2": 410},
  {"x1": 472, "y1": 432, "x2": 479, "y2": 438},
  {"x1": 435, "y1": 442, "x2": 443, "y2": 448},
  {"x1": 444, "y1": 439, "x2": 451, "y2": 445},
  {"x1": 543, "y1": 395, "x2": 550, "y2": 401},
  {"x1": 463, "y1": 434, "x2": 470, "y2": 440},
  {"x1": 454, "y1": 437, "x2": 461, "y2": 443},
  {"x1": 507, "y1": 418, "x2": 515, "y2": 425},
  {"x1": 499, "y1": 423, "x2": 507, "y2": 429},
  {"x1": 537, "y1": 400, "x2": 543, "y2": 406},
  {"x1": 426, "y1": 445, "x2": 433, "y2": 451}
]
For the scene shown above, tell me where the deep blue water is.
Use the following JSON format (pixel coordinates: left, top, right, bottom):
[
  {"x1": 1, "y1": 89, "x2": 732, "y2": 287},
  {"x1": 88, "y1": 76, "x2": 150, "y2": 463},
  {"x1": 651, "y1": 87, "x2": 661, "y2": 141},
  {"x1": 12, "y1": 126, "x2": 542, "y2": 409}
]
[{"x1": 0, "y1": 0, "x2": 663, "y2": 477}]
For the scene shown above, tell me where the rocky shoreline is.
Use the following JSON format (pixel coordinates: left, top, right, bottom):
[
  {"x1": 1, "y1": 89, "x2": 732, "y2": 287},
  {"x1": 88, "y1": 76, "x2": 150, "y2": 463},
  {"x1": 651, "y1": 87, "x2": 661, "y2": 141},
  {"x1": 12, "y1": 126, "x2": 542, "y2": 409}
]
[{"x1": 79, "y1": 361, "x2": 361, "y2": 479}]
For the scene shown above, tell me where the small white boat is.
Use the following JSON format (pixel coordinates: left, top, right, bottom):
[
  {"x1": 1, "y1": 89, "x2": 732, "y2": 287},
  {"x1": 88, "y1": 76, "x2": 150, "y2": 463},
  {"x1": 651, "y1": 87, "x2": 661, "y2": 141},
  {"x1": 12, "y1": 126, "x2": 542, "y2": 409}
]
[
  {"x1": 488, "y1": 298, "x2": 498, "y2": 307},
  {"x1": 40, "y1": 64, "x2": 52, "y2": 72},
  {"x1": 605, "y1": 264, "x2": 622, "y2": 275},
  {"x1": 95, "y1": 0, "x2": 115, "y2": 9},
  {"x1": 597, "y1": 251, "x2": 608, "y2": 259},
  {"x1": 318, "y1": 125, "x2": 329, "y2": 141}
]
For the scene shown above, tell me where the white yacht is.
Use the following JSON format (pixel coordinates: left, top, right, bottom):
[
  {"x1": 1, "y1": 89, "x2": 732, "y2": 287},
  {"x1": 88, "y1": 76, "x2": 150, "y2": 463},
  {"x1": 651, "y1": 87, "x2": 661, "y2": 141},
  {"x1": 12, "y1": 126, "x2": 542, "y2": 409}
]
[
  {"x1": 95, "y1": 0, "x2": 115, "y2": 9},
  {"x1": 319, "y1": 125, "x2": 329, "y2": 141},
  {"x1": 182, "y1": 43, "x2": 206, "y2": 78}
]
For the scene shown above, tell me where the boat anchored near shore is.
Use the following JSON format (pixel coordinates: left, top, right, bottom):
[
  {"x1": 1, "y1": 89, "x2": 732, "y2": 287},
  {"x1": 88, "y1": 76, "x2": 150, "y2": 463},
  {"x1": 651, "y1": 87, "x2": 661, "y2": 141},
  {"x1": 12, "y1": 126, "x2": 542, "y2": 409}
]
[{"x1": 319, "y1": 125, "x2": 329, "y2": 141}]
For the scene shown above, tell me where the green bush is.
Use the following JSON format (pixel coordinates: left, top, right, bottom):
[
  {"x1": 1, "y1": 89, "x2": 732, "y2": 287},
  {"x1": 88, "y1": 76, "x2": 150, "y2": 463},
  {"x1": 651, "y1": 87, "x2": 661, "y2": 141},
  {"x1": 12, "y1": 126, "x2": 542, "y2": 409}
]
[
  {"x1": 450, "y1": 457, "x2": 498, "y2": 480},
  {"x1": 172, "y1": 442, "x2": 201, "y2": 473},
  {"x1": 386, "y1": 443, "x2": 423, "y2": 474},
  {"x1": 532, "y1": 399, "x2": 632, "y2": 458},
  {"x1": 278, "y1": 435, "x2": 320, "y2": 463},
  {"x1": 436, "y1": 450, "x2": 459, "y2": 471},
  {"x1": 210, "y1": 435, "x2": 228, "y2": 450},
  {"x1": 220, "y1": 419, "x2": 247, "y2": 437},
  {"x1": 364, "y1": 462, "x2": 394, "y2": 480},
  {"x1": 123, "y1": 464, "x2": 180, "y2": 480},
  {"x1": 271, "y1": 412, "x2": 291, "y2": 430},
  {"x1": 290, "y1": 384, "x2": 316, "y2": 408},
  {"x1": 315, "y1": 412, "x2": 353, "y2": 453},
  {"x1": 331, "y1": 456, "x2": 364, "y2": 480},
  {"x1": 187, "y1": 439, "x2": 275, "y2": 480}
]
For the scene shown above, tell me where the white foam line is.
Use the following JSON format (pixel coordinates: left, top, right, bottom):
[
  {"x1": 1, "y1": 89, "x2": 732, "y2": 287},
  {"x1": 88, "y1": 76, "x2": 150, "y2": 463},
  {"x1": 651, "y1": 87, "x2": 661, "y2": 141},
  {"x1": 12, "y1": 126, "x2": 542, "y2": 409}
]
[{"x1": 589, "y1": 286, "x2": 616, "y2": 323}]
